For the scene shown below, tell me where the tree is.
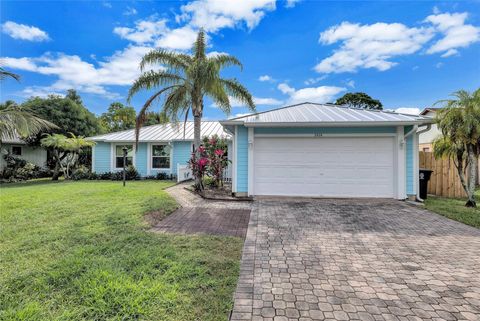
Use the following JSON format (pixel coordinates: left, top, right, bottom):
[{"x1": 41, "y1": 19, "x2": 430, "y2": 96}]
[
  {"x1": 99, "y1": 102, "x2": 136, "y2": 133},
  {"x1": 40, "y1": 133, "x2": 95, "y2": 180},
  {"x1": 433, "y1": 89, "x2": 480, "y2": 207},
  {"x1": 0, "y1": 105, "x2": 58, "y2": 143},
  {"x1": 335, "y1": 92, "x2": 383, "y2": 110},
  {"x1": 0, "y1": 67, "x2": 20, "y2": 82},
  {"x1": 128, "y1": 29, "x2": 255, "y2": 189},
  {"x1": 21, "y1": 93, "x2": 102, "y2": 145}
]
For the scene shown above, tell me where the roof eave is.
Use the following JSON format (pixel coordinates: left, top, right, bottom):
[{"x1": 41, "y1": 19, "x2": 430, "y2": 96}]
[{"x1": 240, "y1": 119, "x2": 433, "y2": 127}]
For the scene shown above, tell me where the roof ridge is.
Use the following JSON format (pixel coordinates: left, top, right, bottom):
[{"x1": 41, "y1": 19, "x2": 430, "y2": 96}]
[{"x1": 228, "y1": 102, "x2": 321, "y2": 120}]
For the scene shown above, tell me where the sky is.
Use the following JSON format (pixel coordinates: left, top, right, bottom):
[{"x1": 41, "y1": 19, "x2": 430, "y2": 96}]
[{"x1": 1, "y1": 0, "x2": 480, "y2": 119}]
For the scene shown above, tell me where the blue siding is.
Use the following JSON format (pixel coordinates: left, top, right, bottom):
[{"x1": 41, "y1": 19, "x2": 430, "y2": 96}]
[
  {"x1": 236, "y1": 126, "x2": 248, "y2": 193},
  {"x1": 254, "y1": 126, "x2": 396, "y2": 135},
  {"x1": 405, "y1": 126, "x2": 415, "y2": 195},
  {"x1": 135, "y1": 143, "x2": 148, "y2": 176},
  {"x1": 172, "y1": 141, "x2": 192, "y2": 175},
  {"x1": 93, "y1": 142, "x2": 111, "y2": 173}
]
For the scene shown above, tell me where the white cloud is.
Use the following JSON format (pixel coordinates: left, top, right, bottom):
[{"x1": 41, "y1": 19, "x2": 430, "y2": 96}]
[
  {"x1": 278, "y1": 83, "x2": 346, "y2": 104},
  {"x1": 425, "y1": 12, "x2": 480, "y2": 57},
  {"x1": 315, "y1": 21, "x2": 434, "y2": 73},
  {"x1": 436, "y1": 62, "x2": 444, "y2": 68},
  {"x1": 178, "y1": 0, "x2": 276, "y2": 32},
  {"x1": 102, "y1": 2, "x2": 112, "y2": 8},
  {"x1": 304, "y1": 75, "x2": 327, "y2": 85},
  {"x1": 232, "y1": 112, "x2": 253, "y2": 118},
  {"x1": 154, "y1": 26, "x2": 198, "y2": 50},
  {"x1": 345, "y1": 80, "x2": 355, "y2": 88},
  {"x1": 1, "y1": 21, "x2": 49, "y2": 41},
  {"x1": 254, "y1": 97, "x2": 283, "y2": 105},
  {"x1": 258, "y1": 74, "x2": 275, "y2": 82},
  {"x1": 285, "y1": 0, "x2": 301, "y2": 8},
  {"x1": 315, "y1": 11, "x2": 480, "y2": 73},
  {"x1": 114, "y1": 19, "x2": 168, "y2": 43},
  {"x1": 123, "y1": 6, "x2": 137, "y2": 16},
  {"x1": 2, "y1": 45, "x2": 152, "y2": 98},
  {"x1": 394, "y1": 107, "x2": 420, "y2": 115}
]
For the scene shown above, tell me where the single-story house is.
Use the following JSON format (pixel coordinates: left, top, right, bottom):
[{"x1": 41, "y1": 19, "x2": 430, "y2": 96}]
[
  {"x1": 220, "y1": 102, "x2": 433, "y2": 200},
  {"x1": 89, "y1": 102, "x2": 432, "y2": 200},
  {"x1": 0, "y1": 134, "x2": 48, "y2": 170},
  {"x1": 88, "y1": 121, "x2": 232, "y2": 177},
  {"x1": 418, "y1": 107, "x2": 441, "y2": 152}
]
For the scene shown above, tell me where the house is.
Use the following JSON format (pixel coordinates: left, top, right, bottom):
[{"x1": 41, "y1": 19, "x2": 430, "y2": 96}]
[
  {"x1": 88, "y1": 121, "x2": 231, "y2": 177},
  {"x1": 418, "y1": 108, "x2": 441, "y2": 152},
  {"x1": 220, "y1": 102, "x2": 433, "y2": 200},
  {"x1": 0, "y1": 134, "x2": 48, "y2": 170}
]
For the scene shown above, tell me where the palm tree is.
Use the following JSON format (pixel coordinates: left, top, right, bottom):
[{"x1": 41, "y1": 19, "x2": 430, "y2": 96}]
[
  {"x1": 0, "y1": 106, "x2": 58, "y2": 143},
  {"x1": 128, "y1": 30, "x2": 255, "y2": 188},
  {"x1": 433, "y1": 89, "x2": 480, "y2": 207},
  {"x1": 0, "y1": 67, "x2": 20, "y2": 81}
]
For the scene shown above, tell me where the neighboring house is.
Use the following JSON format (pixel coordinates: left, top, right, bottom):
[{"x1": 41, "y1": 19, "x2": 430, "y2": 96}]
[
  {"x1": 88, "y1": 121, "x2": 232, "y2": 178},
  {"x1": 418, "y1": 108, "x2": 441, "y2": 151},
  {"x1": 220, "y1": 102, "x2": 432, "y2": 200},
  {"x1": 0, "y1": 135, "x2": 48, "y2": 170}
]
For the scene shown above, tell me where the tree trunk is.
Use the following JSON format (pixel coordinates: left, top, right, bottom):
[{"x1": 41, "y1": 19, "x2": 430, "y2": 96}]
[
  {"x1": 193, "y1": 110, "x2": 203, "y2": 191},
  {"x1": 52, "y1": 160, "x2": 61, "y2": 180},
  {"x1": 465, "y1": 144, "x2": 477, "y2": 207}
]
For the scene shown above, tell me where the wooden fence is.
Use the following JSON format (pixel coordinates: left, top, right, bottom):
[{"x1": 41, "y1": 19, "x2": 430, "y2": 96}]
[{"x1": 419, "y1": 151, "x2": 466, "y2": 198}]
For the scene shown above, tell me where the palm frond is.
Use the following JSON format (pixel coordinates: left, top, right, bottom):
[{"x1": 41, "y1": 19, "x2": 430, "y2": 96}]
[
  {"x1": 193, "y1": 29, "x2": 207, "y2": 60},
  {"x1": 220, "y1": 78, "x2": 255, "y2": 111},
  {"x1": 139, "y1": 49, "x2": 191, "y2": 72},
  {"x1": 0, "y1": 107, "x2": 58, "y2": 142},
  {"x1": 0, "y1": 67, "x2": 20, "y2": 82},
  {"x1": 208, "y1": 54, "x2": 243, "y2": 71},
  {"x1": 127, "y1": 71, "x2": 184, "y2": 103}
]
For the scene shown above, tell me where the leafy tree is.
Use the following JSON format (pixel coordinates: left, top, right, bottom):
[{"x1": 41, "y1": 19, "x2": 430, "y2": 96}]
[
  {"x1": 40, "y1": 133, "x2": 95, "y2": 180},
  {"x1": 21, "y1": 93, "x2": 102, "y2": 145},
  {"x1": 433, "y1": 89, "x2": 480, "y2": 207},
  {"x1": 99, "y1": 102, "x2": 136, "y2": 132},
  {"x1": 335, "y1": 92, "x2": 383, "y2": 110},
  {"x1": 128, "y1": 29, "x2": 255, "y2": 189}
]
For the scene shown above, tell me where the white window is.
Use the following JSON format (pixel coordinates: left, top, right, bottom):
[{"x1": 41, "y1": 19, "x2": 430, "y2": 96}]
[
  {"x1": 152, "y1": 144, "x2": 171, "y2": 169},
  {"x1": 11, "y1": 146, "x2": 22, "y2": 156},
  {"x1": 115, "y1": 145, "x2": 133, "y2": 168}
]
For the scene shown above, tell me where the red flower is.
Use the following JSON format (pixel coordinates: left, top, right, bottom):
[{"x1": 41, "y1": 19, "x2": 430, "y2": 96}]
[{"x1": 214, "y1": 149, "x2": 224, "y2": 156}]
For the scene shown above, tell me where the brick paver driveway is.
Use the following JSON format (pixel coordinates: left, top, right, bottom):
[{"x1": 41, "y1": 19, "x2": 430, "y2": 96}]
[{"x1": 231, "y1": 198, "x2": 480, "y2": 321}]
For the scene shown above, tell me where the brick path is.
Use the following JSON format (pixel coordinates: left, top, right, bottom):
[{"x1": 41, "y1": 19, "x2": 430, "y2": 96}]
[
  {"x1": 231, "y1": 198, "x2": 480, "y2": 321},
  {"x1": 159, "y1": 183, "x2": 252, "y2": 237}
]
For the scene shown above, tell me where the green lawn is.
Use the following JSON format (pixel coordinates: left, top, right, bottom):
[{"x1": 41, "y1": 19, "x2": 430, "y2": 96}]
[
  {"x1": 0, "y1": 180, "x2": 243, "y2": 321},
  {"x1": 424, "y1": 189, "x2": 480, "y2": 228}
]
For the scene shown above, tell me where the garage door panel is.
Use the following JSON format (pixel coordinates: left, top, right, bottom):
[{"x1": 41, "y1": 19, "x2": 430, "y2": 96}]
[{"x1": 253, "y1": 137, "x2": 395, "y2": 197}]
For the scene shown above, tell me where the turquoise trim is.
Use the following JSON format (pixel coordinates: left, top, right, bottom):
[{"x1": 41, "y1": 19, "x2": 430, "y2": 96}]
[
  {"x1": 254, "y1": 126, "x2": 396, "y2": 135},
  {"x1": 405, "y1": 126, "x2": 415, "y2": 195},
  {"x1": 236, "y1": 126, "x2": 248, "y2": 193},
  {"x1": 93, "y1": 142, "x2": 111, "y2": 173}
]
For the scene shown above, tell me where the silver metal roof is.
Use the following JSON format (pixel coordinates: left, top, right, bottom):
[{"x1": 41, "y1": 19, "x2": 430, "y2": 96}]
[
  {"x1": 1, "y1": 132, "x2": 26, "y2": 144},
  {"x1": 222, "y1": 103, "x2": 432, "y2": 127},
  {"x1": 88, "y1": 121, "x2": 230, "y2": 142}
]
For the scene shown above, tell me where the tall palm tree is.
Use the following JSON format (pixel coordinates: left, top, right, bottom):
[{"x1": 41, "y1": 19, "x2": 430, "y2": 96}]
[
  {"x1": 433, "y1": 89, "x2": 480, "y2": 207},
  {"x1": 128, "y1": 30, "x2": 255, "y2": 187}
]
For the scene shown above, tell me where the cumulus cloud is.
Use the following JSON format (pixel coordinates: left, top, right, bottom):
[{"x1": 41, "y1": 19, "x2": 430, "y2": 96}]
[
  {"x1": 304, "y1": 75, "x2": 327, "y2": 85},
  {"x1": 278, "y1": 83, "x2": 345, "y2": 104},
  {"x1": 315, "y1": 21, "x2": 434, "y2": 73},
  {"x1": 1, "y1": 21, "x2": 49, "y2": 41},
  {"x1": 285, "y1": 0, "x2": 301, "y2": 8},
  {"x1": 425, "y1": 12, "x2": 480, "y2": 57},
  {"x1": 258, "y1": 74, "x2": 274, "y2": 82},
  {"x1": 2, "y1": 45, "x2": 153, "y2": 98},
  {"x1": 315, "y1": 11, "x2": 480, "y2": 73},
  {"x1": 3, "y1": 0, "x2": 280, "y2": 98},
  {"x1": 212, "y1": 96, "x2": 282, "y2": 108},
  {"x1": 123, "y1": 6, "x2": 137, "y2": 16}
]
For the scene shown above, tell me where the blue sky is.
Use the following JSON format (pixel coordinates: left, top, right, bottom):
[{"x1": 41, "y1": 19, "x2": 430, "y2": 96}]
[{"x1": 1, "y1": 0, "x2": 479, "y2": 119}]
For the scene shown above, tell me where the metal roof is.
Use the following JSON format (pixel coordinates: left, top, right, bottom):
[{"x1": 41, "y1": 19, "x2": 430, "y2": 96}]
[
  {"x1": 222, "y1": 102, "x2": 433, "y2": 127},
  {"x1": 88, "y1": 121, "x2": 230, "y2": 142},
  {"x1": 1, "y1": 132, "x2": 26, "y2": 144}
]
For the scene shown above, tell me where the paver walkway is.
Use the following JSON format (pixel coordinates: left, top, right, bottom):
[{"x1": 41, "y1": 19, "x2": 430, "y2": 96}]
[
  {"x1": 231, "y1": 198, "x2": 480, "y2": 321},
  {"x1": 161, "y1": 183, "x2": 252, "y2": 237}
]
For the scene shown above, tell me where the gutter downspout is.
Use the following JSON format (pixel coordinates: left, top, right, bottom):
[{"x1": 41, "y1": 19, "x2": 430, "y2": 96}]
[{"x1": 406, "y1": 124, "x2": 432, "y2": 202}]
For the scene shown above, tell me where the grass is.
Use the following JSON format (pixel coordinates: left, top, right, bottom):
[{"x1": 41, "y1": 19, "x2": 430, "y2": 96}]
[
  {"x1": 0, "y1": 180, "x2": 244, "y2": 321},
  {"x1": 424, "y1": 189, "x2": 480, "y2": 228}
]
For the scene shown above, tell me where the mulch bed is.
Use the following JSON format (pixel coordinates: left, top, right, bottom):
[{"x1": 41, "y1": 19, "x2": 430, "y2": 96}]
[{"x1": 151, "y1": 207, "x2": 251, "y2": 238}]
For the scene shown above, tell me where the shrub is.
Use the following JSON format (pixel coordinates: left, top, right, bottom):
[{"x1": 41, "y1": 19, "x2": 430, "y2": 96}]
[
  {"x1": 156, "y1": 172, "x2": 168, "y2": 180},
  {"x1": 0, "y1": 153, "x2": 52, "y2": 182},
  {"x1": 71, "y1": 166, "x2": 92, "y2": 181}
]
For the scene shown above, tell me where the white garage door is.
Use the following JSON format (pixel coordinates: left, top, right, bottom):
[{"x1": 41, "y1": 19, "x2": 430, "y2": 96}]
[{"x1": 253, "y1": 137, "x2": 395, "y2": 197}]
